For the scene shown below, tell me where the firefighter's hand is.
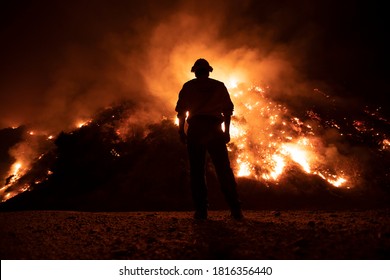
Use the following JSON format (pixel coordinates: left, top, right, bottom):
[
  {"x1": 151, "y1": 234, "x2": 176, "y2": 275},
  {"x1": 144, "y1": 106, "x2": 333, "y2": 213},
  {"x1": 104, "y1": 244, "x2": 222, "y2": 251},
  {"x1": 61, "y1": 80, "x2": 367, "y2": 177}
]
[
  {"x1": 179, "y1": 130, "x2": 187, "y2": 144},
  {"x1": 223, "y1": 132, "x2": 231, "y2": 144}
]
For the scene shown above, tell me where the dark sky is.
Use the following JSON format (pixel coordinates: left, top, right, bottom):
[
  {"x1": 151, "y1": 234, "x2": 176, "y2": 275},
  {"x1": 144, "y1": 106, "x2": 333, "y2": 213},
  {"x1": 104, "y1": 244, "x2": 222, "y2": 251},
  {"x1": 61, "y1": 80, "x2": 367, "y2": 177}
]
[
  {"x1": 240, "y1": 1, "x2": 388, "y2": 99},
  {"x1": 0, "y1": 0, "x2": 388, "y2": 130}
]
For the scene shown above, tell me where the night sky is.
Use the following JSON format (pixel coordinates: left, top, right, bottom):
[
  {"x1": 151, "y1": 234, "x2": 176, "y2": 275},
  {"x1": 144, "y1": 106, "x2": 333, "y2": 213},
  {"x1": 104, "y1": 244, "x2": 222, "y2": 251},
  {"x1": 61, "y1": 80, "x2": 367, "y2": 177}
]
[{"x1": 0, "y1": 0, "x2": 388, "y2": 131}]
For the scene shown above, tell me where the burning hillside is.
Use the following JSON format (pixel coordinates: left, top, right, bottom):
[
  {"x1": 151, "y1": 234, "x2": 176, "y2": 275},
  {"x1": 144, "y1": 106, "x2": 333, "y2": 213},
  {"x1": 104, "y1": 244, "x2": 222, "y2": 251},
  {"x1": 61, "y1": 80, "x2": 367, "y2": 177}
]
[
  {"x1": 0, "y1": 80, "x2": 389, "y2": 211},
  {"x1": 0, "y1": 1, "x2": 389, "y2": 211}
]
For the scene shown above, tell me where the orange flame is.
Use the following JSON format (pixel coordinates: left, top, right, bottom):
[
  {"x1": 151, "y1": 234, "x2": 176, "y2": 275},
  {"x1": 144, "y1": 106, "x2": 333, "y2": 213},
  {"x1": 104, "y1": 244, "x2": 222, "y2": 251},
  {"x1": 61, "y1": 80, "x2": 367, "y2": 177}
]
[
  {"x1": 76, "y1": 119, "x2": 92, "y2": 128},
  {"x1": 227, "y1": 79, "x2": 349, "y2": 188},
  {"x1": 173, "y1": 76, "x2": 350, "y2": 188}
]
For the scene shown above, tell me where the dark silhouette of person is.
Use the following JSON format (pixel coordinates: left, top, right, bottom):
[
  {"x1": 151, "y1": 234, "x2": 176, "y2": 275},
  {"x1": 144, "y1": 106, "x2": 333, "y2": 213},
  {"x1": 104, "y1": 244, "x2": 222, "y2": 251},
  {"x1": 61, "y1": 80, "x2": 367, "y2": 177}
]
[{"x1": 175, "y1": 58, "x2": 243, "y2": 220}]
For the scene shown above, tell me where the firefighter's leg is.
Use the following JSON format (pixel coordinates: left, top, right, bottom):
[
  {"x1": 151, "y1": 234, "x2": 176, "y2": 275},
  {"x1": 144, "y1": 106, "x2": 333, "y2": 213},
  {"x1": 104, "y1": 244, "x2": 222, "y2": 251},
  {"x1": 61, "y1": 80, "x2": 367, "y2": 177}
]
[
  {"x1": 187, "y1": 140, "x2": 208, "y2": 219},
  {"x1": 208, "y1": 137, "x2": 243, "y2": 219}
]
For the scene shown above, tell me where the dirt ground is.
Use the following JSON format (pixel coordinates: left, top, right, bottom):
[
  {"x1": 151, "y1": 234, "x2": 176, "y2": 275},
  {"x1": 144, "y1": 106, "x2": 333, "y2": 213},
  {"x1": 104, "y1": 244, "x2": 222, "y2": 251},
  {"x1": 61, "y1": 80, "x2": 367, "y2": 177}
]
[{"x1": 1, "y1": 209, "x2": 389, "y2": 260}]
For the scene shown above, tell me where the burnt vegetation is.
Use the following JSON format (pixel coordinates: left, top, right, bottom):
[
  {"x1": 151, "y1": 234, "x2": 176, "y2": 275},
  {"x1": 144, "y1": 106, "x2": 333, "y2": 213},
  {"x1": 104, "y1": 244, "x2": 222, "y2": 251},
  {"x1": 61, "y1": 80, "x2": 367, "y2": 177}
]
[{"x1": 0, "y1": 100, "x2": 389, "y2": 212}]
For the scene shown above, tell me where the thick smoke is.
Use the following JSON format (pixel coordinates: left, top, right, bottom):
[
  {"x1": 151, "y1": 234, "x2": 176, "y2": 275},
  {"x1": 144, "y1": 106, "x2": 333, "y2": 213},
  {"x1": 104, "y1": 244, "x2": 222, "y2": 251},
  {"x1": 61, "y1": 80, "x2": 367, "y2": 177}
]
[
  {"x1": 1, "y1": 0, "x2": 386, "y2": 132},
  {"x1": 0, "y1": 1, "x2": 170, "y2": 131}
]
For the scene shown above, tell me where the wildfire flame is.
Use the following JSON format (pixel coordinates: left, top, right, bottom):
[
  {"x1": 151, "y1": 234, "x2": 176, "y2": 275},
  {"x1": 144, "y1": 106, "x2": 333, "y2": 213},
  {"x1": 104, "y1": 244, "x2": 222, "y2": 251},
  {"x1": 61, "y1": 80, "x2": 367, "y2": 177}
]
[
  {"x1": 174, "y1": 77, "x2": 352, "y2": 188},
  {"x1": 3, "y1": 73, "x2": 387, "y2": 203},
  {"x1": 10, "y1": 162, "x2": 22, "y2": 183},
  {"x1": 76, "y1": 119, "x2": 92, "y2": 128},
  {"x1": 230, "y1": 82, "x2": 349, "y2": 187},
  {"x1": 1, "y1": 129, "x2": 57, "y2": 202},
  {"x1": 1, "y1": 162, "x2": 26, "y2": 202}
]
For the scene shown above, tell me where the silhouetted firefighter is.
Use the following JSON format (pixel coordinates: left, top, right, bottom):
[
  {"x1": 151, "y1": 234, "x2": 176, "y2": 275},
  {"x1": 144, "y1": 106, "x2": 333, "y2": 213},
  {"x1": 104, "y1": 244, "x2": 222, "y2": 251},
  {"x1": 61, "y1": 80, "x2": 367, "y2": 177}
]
[{"x1": 175, "y1": 58, "x2": 243, "y2": 220}]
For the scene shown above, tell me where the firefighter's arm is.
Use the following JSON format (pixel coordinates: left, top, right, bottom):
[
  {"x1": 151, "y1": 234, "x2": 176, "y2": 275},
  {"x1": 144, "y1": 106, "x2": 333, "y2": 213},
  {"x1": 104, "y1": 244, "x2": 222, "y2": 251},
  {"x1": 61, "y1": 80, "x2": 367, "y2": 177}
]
[
  {"x1": 223, "y1": 113, "x2": 232, "y2": 144},
  {"x1": 175, "y1": 86, "x2": 188, "y2": 144},
  {"x1": 221, "y1": 83, "x2": 233, "y2": 143},
  {"x1": 177, "y1": 112, "x2": 187, "y2": 144}
]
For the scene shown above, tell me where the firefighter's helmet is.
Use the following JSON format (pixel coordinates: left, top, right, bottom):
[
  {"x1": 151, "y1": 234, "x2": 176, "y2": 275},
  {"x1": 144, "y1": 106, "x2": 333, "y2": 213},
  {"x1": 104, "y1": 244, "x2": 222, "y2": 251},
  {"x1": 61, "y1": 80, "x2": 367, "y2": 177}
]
[{"x1": 191, "y1": 58, "x2": 213, "y2": 73}]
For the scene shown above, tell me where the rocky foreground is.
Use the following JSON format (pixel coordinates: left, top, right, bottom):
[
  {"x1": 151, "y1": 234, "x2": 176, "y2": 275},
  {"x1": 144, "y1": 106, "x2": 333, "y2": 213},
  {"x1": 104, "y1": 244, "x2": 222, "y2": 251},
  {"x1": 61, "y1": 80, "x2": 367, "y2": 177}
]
[{"x1": 1, "y1": 209, "x2": 389, "y2": 259}]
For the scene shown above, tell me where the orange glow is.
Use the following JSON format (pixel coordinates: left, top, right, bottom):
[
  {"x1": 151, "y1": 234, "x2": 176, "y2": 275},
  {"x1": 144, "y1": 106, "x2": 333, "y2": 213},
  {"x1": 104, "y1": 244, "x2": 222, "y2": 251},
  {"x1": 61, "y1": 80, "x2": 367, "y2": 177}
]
[
  {"x1": 225, "y1": 80, "x2": 350, "y2": 187},
  {"x1": 382, "y1": 139, "x2": 390, "y2": 151},
  {"x1": 227, "y1": 77, "x2": 239, "y2": 89},
  {"x1": 171, "y1": 75, "x2": 351, "y2": 188},
  {"x1": 1, "y1": 162, "x2": 26, "y2": 201},
  {"x1": 13, "y1": 162, "x2": 22, "y2": 173},
  {"x1": 7, "y1": 162, "x2": 23, "y2": 185},
  {"x1": 263, "y1": 154, "x2": 285, "y2": 180},
  {"x1": 280, "y1": 142, "x2": 311, "y2": 173},
  {"x1": 236, "y1": 156, "x2": 251, "y2": 177},
  {"x1": 76, "y1": 120, "x2": 92, "y2": 128}
]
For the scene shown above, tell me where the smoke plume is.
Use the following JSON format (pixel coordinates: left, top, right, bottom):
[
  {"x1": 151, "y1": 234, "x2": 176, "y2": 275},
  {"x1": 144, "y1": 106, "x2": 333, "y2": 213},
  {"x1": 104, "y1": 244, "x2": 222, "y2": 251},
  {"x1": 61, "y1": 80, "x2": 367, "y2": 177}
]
[{"x1": 1, "y1": 0, "x2": 387, "y2": 132}]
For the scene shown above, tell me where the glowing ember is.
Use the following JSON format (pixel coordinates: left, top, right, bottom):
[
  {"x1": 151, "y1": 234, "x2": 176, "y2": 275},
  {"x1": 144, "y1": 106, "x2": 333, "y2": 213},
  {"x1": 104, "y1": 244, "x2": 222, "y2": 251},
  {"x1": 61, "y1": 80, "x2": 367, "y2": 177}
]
[
  {"x1": 326, "y1": 176, "x2": 347, "y2": 188},
  {"x1": 381, "y1": 139, "x2": 390, "y2": 151}
]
